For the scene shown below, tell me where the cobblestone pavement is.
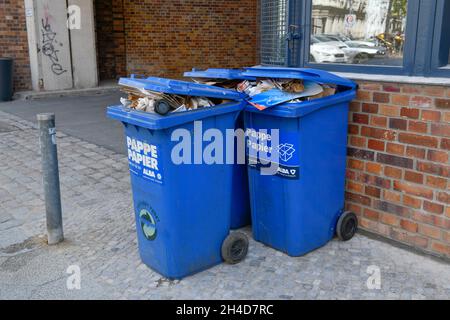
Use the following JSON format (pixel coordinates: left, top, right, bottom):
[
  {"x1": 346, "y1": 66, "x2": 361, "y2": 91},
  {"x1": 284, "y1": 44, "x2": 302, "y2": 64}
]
[{"x1": 0, "y1": 110, "x2": 449, "y2": 300}]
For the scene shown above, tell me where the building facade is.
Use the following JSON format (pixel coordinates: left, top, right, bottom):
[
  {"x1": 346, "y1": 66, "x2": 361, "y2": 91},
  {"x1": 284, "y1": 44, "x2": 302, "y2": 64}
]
[
  {"x1": 0, "y1": 0, "x2": 448, "y2": 258},
  {"x1": 263, "y1": 0, "x2": 449, "y2": 259},
  {"x1": 1, "y1": 0, "x2": 259, "y2": 91}
]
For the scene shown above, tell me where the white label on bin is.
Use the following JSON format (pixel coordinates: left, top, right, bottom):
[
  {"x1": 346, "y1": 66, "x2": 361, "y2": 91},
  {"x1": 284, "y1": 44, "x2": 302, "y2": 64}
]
[
  {"x1": 127, "y1": 136, "x2": 163, "y2": 184},
  {"x1": 245, "y1": 128, "x2": 300, "y2": 180},
  {"x1": 49, "y1": 127, "x2": 57, "y2": 145}
]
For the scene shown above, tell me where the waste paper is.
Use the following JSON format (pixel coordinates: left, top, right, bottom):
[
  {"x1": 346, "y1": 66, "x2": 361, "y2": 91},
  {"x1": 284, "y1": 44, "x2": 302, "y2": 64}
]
[
  {"x1": 192, "y1": 77, "x2": 338, "y2": 111},
  {"x1": 120, "y1": 84, "x2": 216, "y2": 115},
  {"x1": 240, "y1": 80, "x2": 324, "y2": 110},
  {"x1": 120, "y1": 75, "x2": 338, "y2": 115}
]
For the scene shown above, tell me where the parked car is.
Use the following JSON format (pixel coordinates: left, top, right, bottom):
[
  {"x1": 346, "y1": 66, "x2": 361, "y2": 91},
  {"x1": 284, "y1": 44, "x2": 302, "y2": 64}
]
[
  {"x1": 323, "y1": 33, "x2": 378, "y2": 48},
  {"x1": 313, "y1": 34, "x2": 386, "y2": 64},
  {"x1": 345, "y1": 41, "x2": 387, "y2": 58},
  {"x1": 313, "y1": 35, "x2": 360, "y2": 63},
  {"x1": 310, "y1": 36, "x2": 347, "y2": 63},
  {"x1": 322, "y1": 33, "x2": 352, "y2": 43}
]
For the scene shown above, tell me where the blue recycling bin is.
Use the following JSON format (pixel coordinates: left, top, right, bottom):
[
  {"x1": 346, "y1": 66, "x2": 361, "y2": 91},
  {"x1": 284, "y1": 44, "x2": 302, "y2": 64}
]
[
  {"x1": 184, "y1": 68, "x2": 257, "y2": 229},
  {"x1": 240, "y1": 67, "x2": 358, "y2": 256},
  {"x1": 107, "y1": 76, "x2": 249, "y2": 279}
]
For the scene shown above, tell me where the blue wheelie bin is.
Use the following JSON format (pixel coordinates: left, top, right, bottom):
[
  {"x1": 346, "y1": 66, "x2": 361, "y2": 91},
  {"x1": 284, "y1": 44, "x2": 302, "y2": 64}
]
[
  {"x1": 240, "y1": 67, "x2": 358, "y2": 256},
  {"x1": 107, "y1": 76, "x2": 249, "y2": 279},
  {"x1": 184, "y1": 68, "x2": 257, "y2": 229}
]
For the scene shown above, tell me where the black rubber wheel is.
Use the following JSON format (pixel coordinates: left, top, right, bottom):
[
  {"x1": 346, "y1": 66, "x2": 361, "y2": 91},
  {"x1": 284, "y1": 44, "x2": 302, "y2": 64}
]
[
  {"x1": 154, "y1": 99, "x2": 171, "y2": 115},
  {"x1": 336, "y1": 211, "x2": 358, "y2": 241},
  {"x1": 221, "y1": 232, "x2": 249, "y2": 264}
]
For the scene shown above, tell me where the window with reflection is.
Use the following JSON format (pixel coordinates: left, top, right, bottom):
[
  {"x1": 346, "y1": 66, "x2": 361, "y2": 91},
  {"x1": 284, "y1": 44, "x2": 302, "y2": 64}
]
[
  {"x1": 310, "y1": 0, "x2": 408, "y2": 66},
  {"x1": 436, "y1": 0, "x2": 450, "y2": 68}
]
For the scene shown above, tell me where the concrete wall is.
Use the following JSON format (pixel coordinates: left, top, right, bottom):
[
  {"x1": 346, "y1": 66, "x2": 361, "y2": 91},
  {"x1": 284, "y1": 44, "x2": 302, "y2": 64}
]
[
  {"x1": 35, "y1": 0, "x2": 73, "y2": 90},
  {"x1": 69, "y1": 0, "x2": 98, "y2": 89},
  {"x1": 25, "y1": 0, "x2": 98, "y2": 91}
]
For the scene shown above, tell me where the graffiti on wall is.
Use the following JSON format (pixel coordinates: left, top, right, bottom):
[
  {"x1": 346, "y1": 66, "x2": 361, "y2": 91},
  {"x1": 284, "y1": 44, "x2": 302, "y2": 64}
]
[{"x1": 40, "y1": 4, "x2": 67, "y2": 76}]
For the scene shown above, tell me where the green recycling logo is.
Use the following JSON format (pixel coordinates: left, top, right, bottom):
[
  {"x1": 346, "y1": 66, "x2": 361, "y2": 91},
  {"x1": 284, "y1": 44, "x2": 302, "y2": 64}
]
[{"x1": 139, "y1": 208, "x2": 157, "y2": 241}]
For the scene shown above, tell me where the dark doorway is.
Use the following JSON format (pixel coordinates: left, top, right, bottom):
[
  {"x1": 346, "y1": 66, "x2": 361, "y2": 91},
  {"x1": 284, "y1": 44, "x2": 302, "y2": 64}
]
[{"x1": 94, "y1": 0, "x2": 126, "y2": 81}]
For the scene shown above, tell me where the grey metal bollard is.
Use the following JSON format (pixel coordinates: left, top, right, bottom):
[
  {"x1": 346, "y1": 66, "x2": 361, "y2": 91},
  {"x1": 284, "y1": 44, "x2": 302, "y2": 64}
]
[{"x1": 37, "y1": 113, "x2": 64, "y2": 245}]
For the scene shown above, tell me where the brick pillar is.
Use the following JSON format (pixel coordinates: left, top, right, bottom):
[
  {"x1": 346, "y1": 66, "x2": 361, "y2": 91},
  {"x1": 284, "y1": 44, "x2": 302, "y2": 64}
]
[
  {"x1": 112, "y1": 0, "x2": 126, "y2": 78},
  {"x1": 0, "y1": 0, "x2": 32, "y2": 91}
]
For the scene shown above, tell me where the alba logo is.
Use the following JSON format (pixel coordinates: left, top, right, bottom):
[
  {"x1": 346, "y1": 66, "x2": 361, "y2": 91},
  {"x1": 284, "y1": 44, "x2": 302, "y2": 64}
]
[{"x1": 139, "y1": 209, "x2": 157, "y2": 241}]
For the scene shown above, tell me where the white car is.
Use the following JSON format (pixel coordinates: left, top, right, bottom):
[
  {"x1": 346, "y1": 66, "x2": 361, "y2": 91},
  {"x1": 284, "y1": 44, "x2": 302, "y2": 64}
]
[
  {"x1": 345, "y1": 41, "x2": 387, "y2": 57},
  {"x1": 323, "y1": 34, "x2": 378, "y2": 48},
  {"x1": 313, "y1": 35, "x2": 385, "y2": 64},
  {"x1": 348, "y1": 40, "x2": 377, "y2": 47},
  {"x1": 312, "y1": 35, "x2": 362, "y2": 63},
  {"x1": 310, "y1": 36, "x2": 347, "y2": 63}
]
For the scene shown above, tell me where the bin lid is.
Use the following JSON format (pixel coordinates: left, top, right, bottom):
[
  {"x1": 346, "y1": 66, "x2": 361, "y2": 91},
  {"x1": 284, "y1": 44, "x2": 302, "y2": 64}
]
[
  {"x1": 183, "y1": 68, "x2": 256, "y2": 80},
  {"x1": 241, "y1": 67, "x2": 357, "y2": 89},
  {"x1": 119, "y1": 75, "x2": 247, "y2": 101},
  {"x1": 185, "y1": 67, "x2": 357, "y2": 89},
  {"x1": 244, "y1": 89, "x2": 357, "y2": 118}
]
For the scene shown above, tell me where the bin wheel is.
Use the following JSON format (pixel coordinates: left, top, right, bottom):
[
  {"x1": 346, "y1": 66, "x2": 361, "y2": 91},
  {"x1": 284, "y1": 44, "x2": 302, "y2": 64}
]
[
  {"x1": 154, "y1": 99, "x2": 171, "y2": 115},
  {"x1": 336, "y1": 211, "x2": 358, "y2": 241},
  {"x1": 221, "y1": 232, "x2": 249, "y2": 264}
]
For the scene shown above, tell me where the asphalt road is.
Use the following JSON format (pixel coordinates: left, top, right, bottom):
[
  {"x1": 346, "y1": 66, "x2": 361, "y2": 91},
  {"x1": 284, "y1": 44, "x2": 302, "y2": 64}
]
[{"x1": 0, "y1": 91, "x2": 126, "y2": 154}]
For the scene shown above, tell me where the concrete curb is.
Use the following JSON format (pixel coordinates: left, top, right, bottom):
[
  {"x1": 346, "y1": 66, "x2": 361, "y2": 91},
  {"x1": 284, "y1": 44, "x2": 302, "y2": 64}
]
[
  {"x1": 13, "y1": 85, "x2": 120, "y2": 101},
  {"x1": 358, "y1": 229, "x2": 450, "y2": 264}
]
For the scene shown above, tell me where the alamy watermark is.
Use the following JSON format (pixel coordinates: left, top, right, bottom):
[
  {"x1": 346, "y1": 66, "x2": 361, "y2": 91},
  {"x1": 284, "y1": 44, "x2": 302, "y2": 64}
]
[
  {"x1": 366, "y1": 265, "x2": 382, "y2": 290},
  {"x1": 66, "y1": 264, "x2": 81, "y2": 290},
  {"x1": 67, "y1": 5, "x2": 81, "y2": 30},
  {"x1": 26, "y1": 5, "x2": 82, "y2": 30},
  {"x1": 168, "y1": 121, "x2": 282, "y2": 176}
]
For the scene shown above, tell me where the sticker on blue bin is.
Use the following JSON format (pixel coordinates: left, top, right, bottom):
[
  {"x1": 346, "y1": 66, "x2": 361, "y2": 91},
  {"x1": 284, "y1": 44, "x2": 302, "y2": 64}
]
[
  {"x1": 246, "y1": 128, "x2": 299, "y2": 179},
  {"x1": 139, "y1": 208, "x2": 158, "y2": 241},
  {"x1": 137, "y1": 202, "x2": 160, "y2": 241},
  {"x1": 127, "y1": 136, "x2": 163, "y2": 184}
]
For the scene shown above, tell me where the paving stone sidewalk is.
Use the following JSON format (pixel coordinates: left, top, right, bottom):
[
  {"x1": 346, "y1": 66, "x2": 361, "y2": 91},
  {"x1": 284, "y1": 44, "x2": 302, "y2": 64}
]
[{"x1": 0, "y1": 110, "x2": 449, "y2": 300}]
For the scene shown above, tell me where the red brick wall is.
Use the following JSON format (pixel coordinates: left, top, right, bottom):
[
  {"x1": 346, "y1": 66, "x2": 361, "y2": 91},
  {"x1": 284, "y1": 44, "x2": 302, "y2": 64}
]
[
  {"x1": 0, "y1": 0, "x2": 31, "y2": 91},
  {"x1": 123, "y1": 0, "x2": 259, "y2": 78},
  {"x1": 346, "y1": 82, "x2": 450, "y2": 258},
  {"x1": 1, "y1": 0, "x2": 258, "y2": 88}
]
